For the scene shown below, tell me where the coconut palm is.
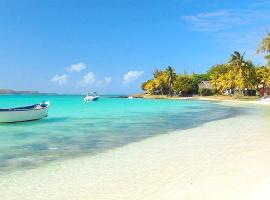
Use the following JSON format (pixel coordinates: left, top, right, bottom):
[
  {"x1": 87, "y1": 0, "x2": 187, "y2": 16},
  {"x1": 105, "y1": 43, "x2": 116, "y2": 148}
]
[
  {"x1": 227, "y1": 51, "x2": 256, "y2": 93},
  {"x1": 165, "y1": 66, "x2": 176, "y2": 96},
  {"x1": 257, "y1": 32, "x2": 270, "y2": 66},
  {"x1": 256, "y1": 66, "x2": 270, "y2": 95},
  {"x1": 208, "y1": 64, "x2": 229, "y2": 94}
]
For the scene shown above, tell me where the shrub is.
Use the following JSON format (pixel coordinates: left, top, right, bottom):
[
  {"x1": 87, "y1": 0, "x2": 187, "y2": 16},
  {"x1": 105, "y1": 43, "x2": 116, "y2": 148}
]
[
  {"x1": 243, "y1": 90, "x2": 257, "y2": 96},
  {"x1": 199, "y1": 88, "x2": 213, "y2": 96}
]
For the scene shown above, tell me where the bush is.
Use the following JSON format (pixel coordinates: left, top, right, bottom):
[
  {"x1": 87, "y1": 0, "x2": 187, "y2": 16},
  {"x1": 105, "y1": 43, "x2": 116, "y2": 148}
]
[
  {"x1": 243, "y1": 90, "x2": 256, "y2": 96},
  {"x1": 199, "y1": 88, "x2": 213, "y2": 96}
]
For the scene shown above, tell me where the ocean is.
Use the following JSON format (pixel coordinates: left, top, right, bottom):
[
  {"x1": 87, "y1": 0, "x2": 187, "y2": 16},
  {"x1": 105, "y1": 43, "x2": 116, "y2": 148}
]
[{"x1": 0, "y1": 95, "x2": 246, "y2": 173}]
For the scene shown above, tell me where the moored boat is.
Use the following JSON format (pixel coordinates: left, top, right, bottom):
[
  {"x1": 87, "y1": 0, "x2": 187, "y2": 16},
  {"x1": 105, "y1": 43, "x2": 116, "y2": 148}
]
[
  {"x1": 0, "y1": 101, "x2": 50, "y2": 123},
  {"x1": 84, "y1": 92, "x2": 100, "y2": 102}
]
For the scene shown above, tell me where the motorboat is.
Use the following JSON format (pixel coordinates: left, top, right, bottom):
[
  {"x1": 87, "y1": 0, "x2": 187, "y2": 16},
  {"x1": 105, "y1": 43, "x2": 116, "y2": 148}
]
[
  {"x1": 0, "y1": 101, "x2": 50, "y2": 123},
  {"x1": 84, "y1": 92, "x2": 100, "y2": 102}
]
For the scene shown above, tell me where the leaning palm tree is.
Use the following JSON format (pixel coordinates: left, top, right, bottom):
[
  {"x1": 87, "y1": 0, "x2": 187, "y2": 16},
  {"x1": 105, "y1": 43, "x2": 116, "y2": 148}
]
[{"x1": 257, "y1": 32, "x2": 270, "y2": 66}]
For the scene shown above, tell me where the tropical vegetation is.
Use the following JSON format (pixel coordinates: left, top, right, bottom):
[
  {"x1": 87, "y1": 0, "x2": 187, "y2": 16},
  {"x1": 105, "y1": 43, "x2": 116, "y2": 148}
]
[{"x1": 141, "y1": 33, "x2": 270, "y2": 97}]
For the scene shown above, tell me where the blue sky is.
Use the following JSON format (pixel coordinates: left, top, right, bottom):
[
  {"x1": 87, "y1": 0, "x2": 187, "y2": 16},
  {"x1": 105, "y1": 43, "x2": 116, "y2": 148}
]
[{"x1": 0, "y1": 0, "x2": 270, "y2": 94}]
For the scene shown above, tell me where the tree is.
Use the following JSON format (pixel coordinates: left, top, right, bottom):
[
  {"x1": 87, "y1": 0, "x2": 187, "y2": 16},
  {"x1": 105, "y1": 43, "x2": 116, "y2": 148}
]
[
  {"x1": 141, "y1": 80, "x2": 156, "y2": 95},
  {"x1": 173, "y1": 75, "x2": 196, "y2": 96},
  {"x1": 208, "y1": 64, "x2": 227, "y2": 93},
  {"x1": 191, "y1": 73, "x2": 210, "y2": 85},
  {"x1": 256, "y1": 66, "x2": 270, "y2": 93},
  {"x1": 227, "y1": 51, "x2": 256, "y2": 93},
  {"x1": 257, "y1": 32, "x2": 270, "y2": 66},
  {"x1": 164, "y1": 66, "x2": 176, "y2": 96},
  {"x1": 207, "y1": 52, "x2": 256, "y2": 95},
  {"x1": 191, "y1": 73, "x2": 210, "y2": 94},
  {"x1": 154, "y1": 72, "x2": 168, "y2": 95}
]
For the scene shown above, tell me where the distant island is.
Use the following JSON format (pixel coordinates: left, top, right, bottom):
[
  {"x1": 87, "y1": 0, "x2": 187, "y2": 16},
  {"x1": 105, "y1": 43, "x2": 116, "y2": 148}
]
[{"x1": 0, "y1": 89, "x2": 56, "y2": 95}]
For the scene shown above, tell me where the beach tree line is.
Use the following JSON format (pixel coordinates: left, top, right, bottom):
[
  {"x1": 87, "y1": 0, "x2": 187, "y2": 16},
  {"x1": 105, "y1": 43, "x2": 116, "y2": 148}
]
[{"x1": 141, "y1": 33, "x2": 270, "y2": 97}]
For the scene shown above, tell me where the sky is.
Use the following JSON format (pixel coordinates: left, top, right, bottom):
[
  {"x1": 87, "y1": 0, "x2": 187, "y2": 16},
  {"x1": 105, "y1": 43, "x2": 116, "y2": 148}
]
[{"x1": 0, "y1": 0, "x2": 270, "y2": 94}]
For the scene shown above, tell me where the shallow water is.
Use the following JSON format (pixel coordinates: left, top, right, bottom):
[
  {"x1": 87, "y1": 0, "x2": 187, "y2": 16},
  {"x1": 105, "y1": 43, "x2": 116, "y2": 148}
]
[{"x1": 0, "y1": 95, "x2": 247, "y2": 173}]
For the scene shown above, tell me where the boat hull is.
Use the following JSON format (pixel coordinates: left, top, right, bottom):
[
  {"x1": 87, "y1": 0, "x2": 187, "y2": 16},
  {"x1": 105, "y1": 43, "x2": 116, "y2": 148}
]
[
  {"x1": 0, "y1": 108, "x2": 48, "y2": 123},
  {"x1": 84, "y1": 96, "x2": 100, "y2": 102},
  {"x1": 0, "y1": 102, "x2": 50, "y2": 123}
]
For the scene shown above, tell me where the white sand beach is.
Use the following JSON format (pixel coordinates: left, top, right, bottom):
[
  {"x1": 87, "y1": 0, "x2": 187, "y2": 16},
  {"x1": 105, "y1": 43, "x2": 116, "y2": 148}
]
[{"x1": 0, "y1": 102, "x2": 270, "y2": 200}]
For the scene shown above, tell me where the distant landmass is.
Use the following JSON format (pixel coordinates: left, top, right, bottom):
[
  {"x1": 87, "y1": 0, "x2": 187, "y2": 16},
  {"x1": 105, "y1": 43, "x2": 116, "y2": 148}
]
[{"x1": 0, "y1": 89, "x2": 56, "y2": 95}]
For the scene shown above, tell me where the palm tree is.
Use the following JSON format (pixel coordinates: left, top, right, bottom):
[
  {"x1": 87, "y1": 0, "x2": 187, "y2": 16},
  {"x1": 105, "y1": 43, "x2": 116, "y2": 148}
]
[
  {"x1": 142, "y1": 79, "x2": 157, "y2": 95},
  {"x1": 208, "y1": 64, "x2": 227, "y2": 93},
  {"x1": 228, "y1": 51, "x2": 256, "y2": 93},
  {"x1": 165, "y1": 66, "x2": 176, "y2": 96},
  {"x1": 256, "y1": 66, "x2": 270, "y2": 96},
  {"x1": 257, "y1": 32, "x2": 270, "y2": 66}
]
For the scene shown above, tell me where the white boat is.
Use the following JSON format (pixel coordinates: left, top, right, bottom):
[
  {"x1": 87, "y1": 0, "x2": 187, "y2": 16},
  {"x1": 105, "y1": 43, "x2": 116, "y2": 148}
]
[
  {"x1": 0, "y1": 101, "x2": 50, "y2": 123},
  {"x1": 84, "y1": 92, "x2": 100, "y2": 102}
]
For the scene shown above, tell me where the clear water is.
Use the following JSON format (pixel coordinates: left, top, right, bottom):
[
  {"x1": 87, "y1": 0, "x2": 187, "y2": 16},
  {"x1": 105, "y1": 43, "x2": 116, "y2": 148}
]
[{"x1": 0, "y1": 95, "x2": 246, "y2": 173}]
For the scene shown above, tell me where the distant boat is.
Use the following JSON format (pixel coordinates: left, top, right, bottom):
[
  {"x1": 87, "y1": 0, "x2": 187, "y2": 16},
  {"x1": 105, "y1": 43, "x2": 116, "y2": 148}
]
[
  {"x1": 84, "y1": 92, "x2": 100, "y2": 102},
  {"x1": 0, "y1": 101, "x2": 50, "y2": 123},
  {"x1": 128, "y1": 96, "x2": 134, "y2": 99}
]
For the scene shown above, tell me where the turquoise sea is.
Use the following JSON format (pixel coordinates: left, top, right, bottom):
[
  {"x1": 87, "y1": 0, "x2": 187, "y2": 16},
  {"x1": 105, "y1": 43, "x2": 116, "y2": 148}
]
[{"x1": 0, "y1": 95, "x2": 246, "y2": 173}]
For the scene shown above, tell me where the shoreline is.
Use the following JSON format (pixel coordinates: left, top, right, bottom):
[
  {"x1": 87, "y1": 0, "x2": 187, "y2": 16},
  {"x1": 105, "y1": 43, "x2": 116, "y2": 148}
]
[
  {"x1": 0, "y1": 102, "x2": 270, "y2": 199},
  {"x1": 134, "y1": 94, "x2": 270, "y2": 106}
]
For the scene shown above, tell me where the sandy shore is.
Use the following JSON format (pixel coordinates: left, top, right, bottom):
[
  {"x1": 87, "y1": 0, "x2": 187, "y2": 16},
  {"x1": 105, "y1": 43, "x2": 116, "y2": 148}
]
[
  {"x1": 0, "y1": 103, "x2": 270, "y2": 200},
  {"x1": 196, "y1": 96, "x2": 270, "y2": 105}
]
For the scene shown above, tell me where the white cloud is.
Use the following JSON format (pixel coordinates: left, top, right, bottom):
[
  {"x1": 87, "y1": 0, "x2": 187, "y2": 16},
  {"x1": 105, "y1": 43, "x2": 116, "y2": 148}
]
[
  {"x1": 51, "y1": 74, "x2": 68, "y2": 85},
  {"x1": 104, "y1": 77, "x2": 112, "y2": 83},
  {"x1": 69, "y1": 62, "x2": 86, "y2": 72},
  {"x1": 80, "y1": 72, "x2": 95, "y2": 85},
  {"x1": 123, "y1": 70, "x2": 144, "y2": 84},
  {"x1": 182, "y1": 9, "x2": 270, "y2": 32},
  {"x1": 182, "y1": 7, "x2": 270, "y2": 63},
  {"x1": 182, "y1": 10, "x2": 243, "y2": 32}
]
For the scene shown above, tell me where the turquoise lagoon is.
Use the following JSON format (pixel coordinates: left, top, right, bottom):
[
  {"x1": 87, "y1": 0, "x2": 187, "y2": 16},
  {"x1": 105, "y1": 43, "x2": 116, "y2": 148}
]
[{"x1": 0, "y1": 95, "x2": 246, "y2": 173}]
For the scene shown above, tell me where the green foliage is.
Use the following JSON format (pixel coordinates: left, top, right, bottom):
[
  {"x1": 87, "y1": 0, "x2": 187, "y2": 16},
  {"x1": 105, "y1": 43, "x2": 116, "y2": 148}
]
[
  {"x1": 207, "y1": 52, "x2": 257, "y2": 95},
  {"x1": 191, "y1": 73, "x2": 210, "y2": 85},
  {"x1": 257, "y1": 32, "x2": 270, "y2": 66},
  {"x1": 255, "y1": 66, "x2": 270, "y2": 89},
  {"x1": 141, "y1": 66, "x2": 176, "y2": 95},
  {"x1": 191, "y1": 73, "x2": 210, "y2": 94},
  {"x1": 173, "y1": 75, "x2": 197, "y2": 96},
  {"x1": 142, "y1": 33, "x2": 270, "y2": 97},
  {"x1": 142, "y1": 67, "x2": 197, "y2": 96},
  {"x1": 199, "y1": 88, "x2": 213, "y2": 96}
]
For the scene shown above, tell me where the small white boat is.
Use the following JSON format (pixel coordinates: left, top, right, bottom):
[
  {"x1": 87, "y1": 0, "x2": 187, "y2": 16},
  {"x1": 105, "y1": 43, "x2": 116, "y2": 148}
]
[
  {"x1": 128, "y1": 96, "x2": 134, "y2": 99},
  {"x1": 84, "y1": 92, "x2": 100, "y2": 102},
  {"x1": 0, "y1": 101, "x2": 50, "y2": 123}
]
